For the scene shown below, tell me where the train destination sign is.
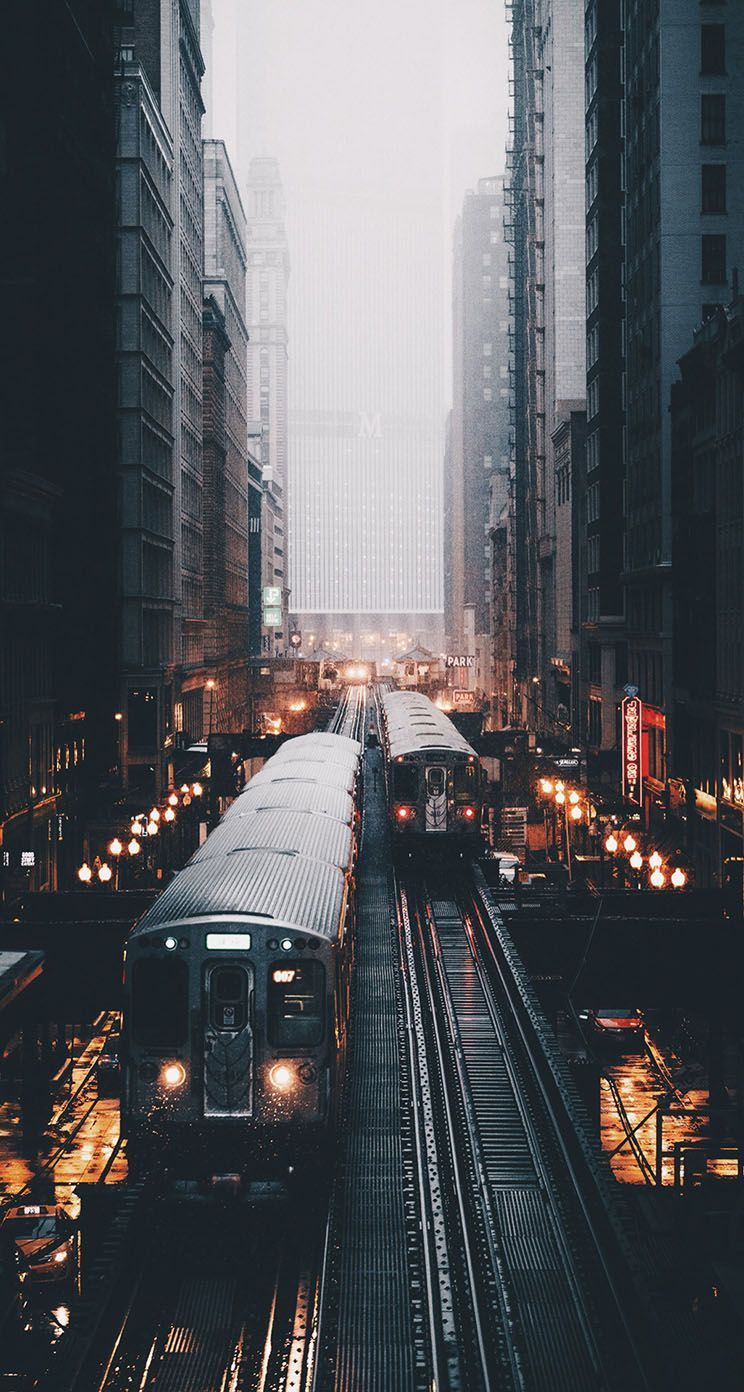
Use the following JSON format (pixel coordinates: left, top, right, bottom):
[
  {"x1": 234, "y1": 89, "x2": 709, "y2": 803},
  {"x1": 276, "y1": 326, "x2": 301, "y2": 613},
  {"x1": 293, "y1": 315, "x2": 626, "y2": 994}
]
[{"x1": 621, "y1": 694, "x2": 643, "y2": 806}]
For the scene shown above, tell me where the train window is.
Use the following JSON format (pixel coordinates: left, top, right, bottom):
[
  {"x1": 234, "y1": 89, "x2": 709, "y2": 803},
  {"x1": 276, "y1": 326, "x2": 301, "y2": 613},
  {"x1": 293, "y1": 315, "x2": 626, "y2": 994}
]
[
  {"x1": 393, "y1": 763, "x2": 418, "y2": 801},
  {"x1": 132, "y1": 958, "x2": 189, "y2": 1046},
  {"x1": 453, "y1": 763, "x2": 478, "y2": 799},
  {"x1": 208, "y1": 966, "x2": 250, "y2": 1032},
  {"x1": 426, "y1": 767, "x2": 445, "y2": 797},
  {"x1": 267, "y1": 962, "x2": 325, "y2": 1047}
]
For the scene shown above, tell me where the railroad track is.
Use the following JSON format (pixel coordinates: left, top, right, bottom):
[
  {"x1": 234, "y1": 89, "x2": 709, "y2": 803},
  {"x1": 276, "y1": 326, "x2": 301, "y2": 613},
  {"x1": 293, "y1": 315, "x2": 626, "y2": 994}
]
[
  {"x1": 327, "y1": 685, "x2": 366, "y2": 744},
  {"x1": 394, "y1": 862, "x2": 665, "y2": 1392}
]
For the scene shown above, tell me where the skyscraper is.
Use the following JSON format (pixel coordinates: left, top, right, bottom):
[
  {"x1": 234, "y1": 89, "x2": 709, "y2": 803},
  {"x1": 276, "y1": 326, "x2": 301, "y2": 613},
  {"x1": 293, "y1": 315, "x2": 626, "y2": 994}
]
[
  {"x1": 245, "y1": 157, "x2": 290, "y2": 655},
  {"x1": 288, "y1": 191, "x2": 444, "y2": 655}
]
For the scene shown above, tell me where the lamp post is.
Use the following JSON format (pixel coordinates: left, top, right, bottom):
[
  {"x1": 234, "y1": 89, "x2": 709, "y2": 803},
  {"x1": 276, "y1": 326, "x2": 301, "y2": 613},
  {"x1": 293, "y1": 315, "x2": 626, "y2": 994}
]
[{"x1": 206, "y1": 679, "x2": 216, "y2": 738}]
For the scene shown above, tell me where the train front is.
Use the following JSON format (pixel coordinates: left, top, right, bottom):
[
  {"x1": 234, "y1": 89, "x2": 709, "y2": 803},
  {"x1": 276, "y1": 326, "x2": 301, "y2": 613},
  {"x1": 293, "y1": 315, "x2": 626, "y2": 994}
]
[{"x1": 121, "y1": 732, "x2": 360, "y2": 1179}]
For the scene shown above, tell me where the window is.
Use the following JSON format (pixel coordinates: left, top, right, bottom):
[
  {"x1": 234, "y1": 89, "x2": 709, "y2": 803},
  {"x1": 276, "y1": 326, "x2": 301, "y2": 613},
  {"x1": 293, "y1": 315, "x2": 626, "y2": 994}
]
[
  {"x1": 453, "y1": 762, "x2": 479, "y2": 799},
  {"x1": 489, "y1": 204, "x2": 498, "y2": 219},
  {"x1": 483, "y1": 386, "x2": 492, "y2": 401},
  {"x1": 702, "y1": 163, "x2": 726, "y2": 212},
  {"x1": 701, "y1": 93, "x2": 725, "y2": 144},
  {"x1": 483, "y1": 454, "x2": 493, "y2": 469},
  {"x1": 393, "y1": 762, "x2": 418, "y2": 801},
  {"x1": 490, "y1": 229, "x2": 500, "y2": 244},
  {"x1": 132, "y1": 958, "x2": 189, "y2": 1046},
  {"x1": 702, "y1": 233, "x2": 726, "y2": 283},
  {"x1": 701, "y1": 24, "x2": 725, "y2": 74},
  {"x1": 482, "y1": 252, "x2": 492, "y2": 267},
  {"x1": 268, "y1": 962, "x2": 325, "y2": 1047},
  {"x1": 483, "y1": 342, "x2": 492, "y2": 356},
  {"x1": 209, "y1": 966, "x2": 250, "y2": 1032}
]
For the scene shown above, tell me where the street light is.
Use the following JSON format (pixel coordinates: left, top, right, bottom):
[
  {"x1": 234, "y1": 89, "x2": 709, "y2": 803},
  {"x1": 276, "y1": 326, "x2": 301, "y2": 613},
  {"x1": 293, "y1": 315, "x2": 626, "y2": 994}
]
[
  {"x1": 192, "y1": 782, "x2": 203, "y2": 798},
  {"x1": 109, "y1": 838, "x2": 123, "y2": 858},
  {"x1": 149, "y1": 808, "x2": 160, "y2": 823},
  {"x1": 629, "y1": 850, "x2": 644, "y2": 871},
  {"x1": 98, "y1": 863, "x2": 112, "y2": 883},
  {"x1": 570, "y1": 803, "x2": 582, "y2": 821},
  {"x1": 622, "y1": 834, "x2": 637, "y2": 854},
  {"x1": 164, "y1": 807, "x2": 175, "y2": 823},
  {"x1": 146, "y1": 819, "x2": 159, "y2": 837},
  {"x1": 568, "y1": 790, "x2": 580, "y2": 806},
  {"x1": 540, "y1": 778, "x2": 554, "y2": 796},
  {"x1": 648, "y1": 850, "x2": 663, "y2": 871},
  {"x1": 555, "y1": 790, "x2": 566, "y2": 805},
  {"x1": 127, "y1": 838, "x2": 141, "y2": 857},
  {"x1": 650, "y1": 867, "x2": 666, "y2": 889},
  {"x1": 78, "y1": 863, "x2": 92, "y2": 884},
  {"x1": 168, "y1": 792, "x2": 178, "y2": 807},
  {"x1": 670, "y1": 867, "x2": 687, "y2": 889},
  {"x1": 605, "y1": 833, "x2": 619, "y2": 853}
]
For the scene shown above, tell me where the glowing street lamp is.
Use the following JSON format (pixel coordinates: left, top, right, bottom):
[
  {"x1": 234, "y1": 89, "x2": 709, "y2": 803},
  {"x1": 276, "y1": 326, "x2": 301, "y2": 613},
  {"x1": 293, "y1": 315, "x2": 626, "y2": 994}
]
[
  {"x1": 78, "y1": 863, "x2": 92, "y2": 884},
  {"x1": 670, "y1": 867, "x2": 687, "y2": 889},
  {"x1": 605, "y1": 833, "x2": 619, "y2": 854},
  {"x1": 648, "y1": 850, "x2": 663, "y2": 871},
  {"x1": 98, "y1": 863, "x2": 112, "y2": 884},
  {"x1": 555, "y1": 790, "x2": 566, "y2": 806},
  {"x1": 146, "y1": 819, "x2": 159, "y2": 837},
  {"x1": 540, "y1": 778, "x2": 554, "y2": 796},
  {"x1": 570, "y1": 803, "x2": 582, "y2": 821},
  {"x1": 568, "y1": 789, "x2": 580, "y2": 806},
  {"x1": 622, "y1": 834, "x2": 637, "y2": 854},
  {"x1": 192, "y1": 782, "x2": 203, "y2": 798},
  {"x1": 650, "y1": 867, "x2": 666, "y2": 889},
  {"x1": 164, "y1": 807, "x2": 176, "y2": 823},
  {"x1": 168, "y1": 792, "x2": 179, "y2": 807},
  {"x1": 629, "y1": 850, "x2": 644, "y2": 871},
  {"x1": 127, "y1": 838, "x2": 140, "y2": 857},
  {"x1": 149, "y1": 808, "x2": 160, "y2": 823},
  {"x1": 109, "y1": 838, "x2": 123, "y2": 858}
]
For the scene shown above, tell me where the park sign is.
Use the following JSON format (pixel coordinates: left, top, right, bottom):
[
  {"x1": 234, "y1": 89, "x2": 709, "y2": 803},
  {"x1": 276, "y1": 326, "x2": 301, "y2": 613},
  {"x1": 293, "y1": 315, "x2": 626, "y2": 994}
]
[
  {"x1": 621, "y1": 691, "x2": 643, "y2": 806},
  {"x1": 445, "y1": 655, "x2": 475, "y2": 669}
]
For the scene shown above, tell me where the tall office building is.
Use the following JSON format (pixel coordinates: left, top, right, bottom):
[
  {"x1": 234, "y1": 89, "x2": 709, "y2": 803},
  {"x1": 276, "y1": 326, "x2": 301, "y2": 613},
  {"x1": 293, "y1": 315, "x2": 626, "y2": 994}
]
[
  {"x1": 622, "y1": 1, "x2": 744, "y2": 809},
  {"x1": 507, "y1": 0, "x2": 586, "y2": 734},
  {"x1": 115, "y1": 0, "x2": 206, "y2": 787},
  {"x1": 288, "y1": 192, "x2": 444, "y2": 656},
  {"x1": 245, "y1": 157, "x2": 290, "y2": 656},
  {"x1": 202, "y1": 138, "x2": 254, "y2": 729},
  {"x1": 449, "y1": 177, "x2": 512, "y2": 656},
  {"x1": 579, "y1": 0, "x2": 625, "y2": 779}
]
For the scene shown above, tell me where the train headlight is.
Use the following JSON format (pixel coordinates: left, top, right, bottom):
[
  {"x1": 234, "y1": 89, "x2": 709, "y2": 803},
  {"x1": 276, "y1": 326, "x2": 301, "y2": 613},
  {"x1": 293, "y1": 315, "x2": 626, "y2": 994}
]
[
  {"x1": 269, "y1": 1063, "x2": 294, "y2": 1093},
  {"x1": 162, "y1": 1062, "x2": 186, "y2": 1089}
]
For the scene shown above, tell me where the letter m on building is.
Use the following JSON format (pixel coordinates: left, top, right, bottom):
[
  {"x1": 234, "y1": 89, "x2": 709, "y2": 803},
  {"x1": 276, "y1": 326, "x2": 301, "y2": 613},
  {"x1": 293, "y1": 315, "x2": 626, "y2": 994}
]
[{"x1": 359, "y1": 411, "x2": 382, "y2": 440}]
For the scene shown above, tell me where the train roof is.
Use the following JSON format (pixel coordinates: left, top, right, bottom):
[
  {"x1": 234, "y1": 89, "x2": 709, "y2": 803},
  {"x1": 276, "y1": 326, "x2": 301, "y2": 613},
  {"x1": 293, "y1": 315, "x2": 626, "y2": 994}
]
[
  {"x1": 130, "y1": 731, "x2": 359, "y2": 941},
  {"x1": 271, "y1": 732, "x2": 361, "y2": 761},
  {"x1": 188, "y1": 806, "x2": 353, "y2": 872},
  {"x1": 130, "y1": 850, "x2": 347, "y2": 939},
  {"x1": 381, "y1": 690, "x2": 478, "y2": 759},
  {"x1": 245, "y1": 760, "x2": 357, "y2": 796}
]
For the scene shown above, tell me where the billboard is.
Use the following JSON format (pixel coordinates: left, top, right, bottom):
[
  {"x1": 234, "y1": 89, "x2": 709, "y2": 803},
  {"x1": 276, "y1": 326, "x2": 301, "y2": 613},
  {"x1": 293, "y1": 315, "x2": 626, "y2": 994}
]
[{"x1": 621, "y1": 693, "x2": 643, "y2": 806}]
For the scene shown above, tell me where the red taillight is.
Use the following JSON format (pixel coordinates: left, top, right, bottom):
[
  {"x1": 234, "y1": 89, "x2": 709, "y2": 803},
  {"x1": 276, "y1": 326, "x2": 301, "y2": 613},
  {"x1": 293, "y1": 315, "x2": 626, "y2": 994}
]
[
  {"x1": 462, "y1": 806, "x2": 475, "y2": 820},
  {"x1": 396, "y1": 805, "x2": 413, "y2": 821}
]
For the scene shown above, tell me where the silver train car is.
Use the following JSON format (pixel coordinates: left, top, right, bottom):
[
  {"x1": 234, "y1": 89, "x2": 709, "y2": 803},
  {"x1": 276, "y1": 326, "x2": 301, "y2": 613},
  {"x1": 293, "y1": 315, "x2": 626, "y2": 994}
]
[
  {"x1": 380, "y1": 690, "x2": 484, "y2": 848},
  {"x1": 121, "y1": 732, "x2": 361, "y2": 1178}
]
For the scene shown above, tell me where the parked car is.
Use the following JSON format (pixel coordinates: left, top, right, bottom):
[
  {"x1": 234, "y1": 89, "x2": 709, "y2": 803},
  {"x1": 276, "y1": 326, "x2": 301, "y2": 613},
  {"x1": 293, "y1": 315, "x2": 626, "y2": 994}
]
[
  {"x1": 586, "y1": 1007, "x2": 645, "y2": 1049},
  {"x1": 96, "y1": 1032, "x2": 121, "y2": 1097},
  {"x1": 0, "y1": 1205, "x2": 78, "y2": 1290}
]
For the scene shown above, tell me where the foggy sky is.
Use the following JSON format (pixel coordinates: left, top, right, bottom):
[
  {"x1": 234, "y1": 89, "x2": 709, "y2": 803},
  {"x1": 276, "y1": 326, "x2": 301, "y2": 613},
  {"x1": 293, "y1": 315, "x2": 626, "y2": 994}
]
[{"x1": 206, "y1": 0, "x2": 509, "y2": 224}]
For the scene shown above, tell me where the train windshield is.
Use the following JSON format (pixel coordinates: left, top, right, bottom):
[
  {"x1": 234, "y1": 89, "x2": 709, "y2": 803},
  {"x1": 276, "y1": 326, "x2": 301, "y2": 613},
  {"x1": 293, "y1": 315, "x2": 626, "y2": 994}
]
[
  {"x1": 131, "y1": 957, "x2": 189, "y2": 1046},
  {"x1": 453, "y1": 761, "x2": 479, "y2": 799},
  {"x1": 268, "y1": 962, "x2": 325, "y2": 1047},
  {"x1": 393, "y1": 763, "x2": 418, "y2": 801}
]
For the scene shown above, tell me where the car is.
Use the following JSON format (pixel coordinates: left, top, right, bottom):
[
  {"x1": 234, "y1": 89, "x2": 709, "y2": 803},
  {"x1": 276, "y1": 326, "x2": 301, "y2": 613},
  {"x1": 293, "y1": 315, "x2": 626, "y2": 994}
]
[
  {"x1": 0, "y1": 1205, "x2": 78, "y2": 1288},
  {"x1": 96, "y1": 1032, "x2": 121, "y2": 1097},
  {"x1": 586, "y1": 1008, "x2": 645, "y2": 1049}
]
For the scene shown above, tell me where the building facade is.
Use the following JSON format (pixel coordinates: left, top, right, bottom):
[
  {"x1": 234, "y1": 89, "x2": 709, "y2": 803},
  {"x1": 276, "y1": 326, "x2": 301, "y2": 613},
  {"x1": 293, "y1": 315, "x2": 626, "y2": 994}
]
[
  {"x1": 449, "y1": 177, "x2": 512, "y2": 664},
  {"x1": 245, "y1": 157, "x2": 290, "y2": 656},
  {"x1": 202, "y1": 138, "x2": 252, "y2": 731},
  {"x1": 580, "y1": 0, "x2": 625, "y2": 784},
  {"x1": 623, "y1": 0, "x2": 744, "y2": 815},
  {"x1": 672, "y1": 299, "x2": 744, "y2": 897},
  {"x1": 1, "y1": 0, "x2": 117, "y2": 898},
  {"x1": 288, "y1": 191, "x2": 444, "y2": 658}
]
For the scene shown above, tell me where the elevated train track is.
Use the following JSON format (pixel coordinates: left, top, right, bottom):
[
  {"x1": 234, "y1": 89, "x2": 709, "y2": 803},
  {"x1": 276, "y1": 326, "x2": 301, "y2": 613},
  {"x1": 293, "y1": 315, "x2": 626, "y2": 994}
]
[{"x1": 394, "y1": 862, "x2": 671, "y2": 1392}]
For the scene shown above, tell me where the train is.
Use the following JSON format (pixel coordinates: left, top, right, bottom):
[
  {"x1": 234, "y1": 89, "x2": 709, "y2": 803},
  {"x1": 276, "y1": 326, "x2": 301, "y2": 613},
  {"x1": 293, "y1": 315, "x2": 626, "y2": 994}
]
[
  {"x1": 121, "y1": 731, "x2": 362, "y2": 1179},
  {"x1": 379, "y1": 690, "x2": 485, "y2": 848}
]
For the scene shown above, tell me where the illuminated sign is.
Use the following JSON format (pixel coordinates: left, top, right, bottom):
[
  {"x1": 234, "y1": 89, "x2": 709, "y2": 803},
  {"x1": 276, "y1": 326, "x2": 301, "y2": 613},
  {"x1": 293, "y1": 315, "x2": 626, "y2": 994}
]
[
  {"x1": 262, "y1": 586, "x2": 281, "y2": 607},
  {"x1": 272, "y1": 968, "x2": 296, "y2": 984},
  {"x1": 445, "y1": 654, "x2": 475, "y2": 669},
  {"x1": 621, "y1": 694, "x2": 643, "y2": 806},
  {"x1": 206, "y1": 932, "x2": 252, "y2": 951},
  {"x1": 263, "y1": 606, "x2": 282, "y2": 627}
]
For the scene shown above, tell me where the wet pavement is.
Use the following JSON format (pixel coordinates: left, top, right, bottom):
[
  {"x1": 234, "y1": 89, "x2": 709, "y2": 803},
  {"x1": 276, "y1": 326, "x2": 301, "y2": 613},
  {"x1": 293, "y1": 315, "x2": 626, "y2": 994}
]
[{"x1": 0, "y1": 1013, "x2": 126, "y2": 1219}]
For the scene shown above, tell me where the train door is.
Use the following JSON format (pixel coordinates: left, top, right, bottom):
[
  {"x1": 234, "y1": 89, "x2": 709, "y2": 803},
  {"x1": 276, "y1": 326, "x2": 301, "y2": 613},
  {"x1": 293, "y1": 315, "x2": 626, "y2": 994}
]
[
  {"x1": 424, "y1": 764, "x2": 447, "y2": 831},
  {"x1": 203, "y1": 964, "x2": 253, "y2": 1117}
]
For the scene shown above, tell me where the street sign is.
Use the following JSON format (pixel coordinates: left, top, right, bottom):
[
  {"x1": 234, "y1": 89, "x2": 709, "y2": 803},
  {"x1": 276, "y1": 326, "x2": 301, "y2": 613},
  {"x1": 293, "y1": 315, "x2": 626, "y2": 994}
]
[
  {"x1": 445, "y1": 654, "x2": 475, "y2": 669},
  {"x1": 263, "y1": 586, "x2": 281, "y2": 607},
  {"x1": 621, "y1": 694, "x2": 643, "y2": 806},
  {"x1": 263, "y1": 606, "x2": 282, "y2": 627}
]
